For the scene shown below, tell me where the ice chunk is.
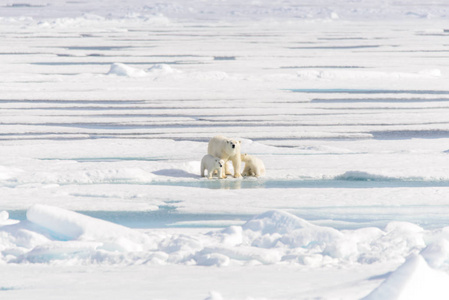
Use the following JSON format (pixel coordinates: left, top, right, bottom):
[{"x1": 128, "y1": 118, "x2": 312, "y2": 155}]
[
  {"x1": 0, "y1": 211, "x2": 19, "y2": 226},
  {"x1": 107, "y1": 63, "x2": 147, "y2": 77},
  {"x1": 324, "y1": 227, "x2": 384, "y2": 260},
  {"x1": 24, "y1": 241, "x2": 102, "y2": 263},
  {"x1": 242, "y1": 210, "x2": 312, "y2": 234},
  {"x1": 421, "y1": 239, "x2": 449, "y2": 268},
  {"x1": 362, "y1": 254, "x2": 449, "y2": 300},
  {"x1": 26, "y1": 204, "x2": 150, "y2": 251},
  {"x1": 194, "y1": 252, "x2": 230, "y2": 267},
  {"x1": 243, "y1": 210, "x2": 342, "y2": 249},
  {"x1": 204, "y1": 291, "x2": 223, "y2": 300},
  {"x1": 0, "y1": 211, "x2": 9, "y2": 223}
]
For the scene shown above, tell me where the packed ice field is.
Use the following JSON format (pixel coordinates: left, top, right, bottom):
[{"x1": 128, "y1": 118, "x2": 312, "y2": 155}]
[{"x1": 2, "y1": 0, "x2": 449, "y2": 299}]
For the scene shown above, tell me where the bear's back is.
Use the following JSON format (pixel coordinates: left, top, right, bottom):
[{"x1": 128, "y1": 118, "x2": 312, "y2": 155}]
[{"x1": 208, "y1": 136, "x2": 227, "y2": 156}]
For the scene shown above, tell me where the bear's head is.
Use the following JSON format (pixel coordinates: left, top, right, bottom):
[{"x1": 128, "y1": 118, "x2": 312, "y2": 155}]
[
  {"x1": 240, "y1": 153, "x2": 249, "y2": 162},
  {"x1": 225, "y1": 139, "x2": 241, "y2": 156},
  {"x1": 215, "y1": 158, "x2": 224, "y2": 169}
]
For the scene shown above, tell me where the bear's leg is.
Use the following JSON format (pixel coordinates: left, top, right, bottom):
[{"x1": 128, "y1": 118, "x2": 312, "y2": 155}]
[
  {"x1": 253, "y1": 166, "x2": 261, "y2": 177},
  {"x1": 242, "y1": 165, "x2": 250, "y2": 177},
  {"x1": 256, "y1": 166, "x2": 265, "y2": 177},
  {"x1": 200, "y1": 161, "x2": 205, "y2": 177},
  {"x1": 232, "y1": 159, "x2": 242, "y2": 178},
  {"x1": 207, "y1": 168, "x2": 213, "y2": 179},
  {"x1": 224, "y1": 160, "x2": 232, "y2": 176},
  {"x1": 220, "y1": 165, "x2": 227, "y2": 179}
]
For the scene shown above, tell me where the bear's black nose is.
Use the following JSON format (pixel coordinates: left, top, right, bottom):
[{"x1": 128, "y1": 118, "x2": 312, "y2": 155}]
[{"x1": 232, "y1": 144, "x2": 235, "y2": 149}]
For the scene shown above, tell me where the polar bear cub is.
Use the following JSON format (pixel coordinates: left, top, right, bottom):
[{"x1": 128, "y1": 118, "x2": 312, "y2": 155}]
[
  {"x1": 208, "y1": 135, "x2": 242, "y2": 178},
  {"x1": 241, "y1": 153, "x2": 265, "y2": 177},
  {"x1": 201, "y1": 154, "x2": 225, "y2": 179}
]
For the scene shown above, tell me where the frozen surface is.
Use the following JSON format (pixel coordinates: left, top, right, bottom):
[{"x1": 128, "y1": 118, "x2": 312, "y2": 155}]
[
  {"x1": 2, "y1": 0, "x2": 449, "y2": 299},
  {"x1": 362, "y1": 255, "x2": 449, "y2": 300}
]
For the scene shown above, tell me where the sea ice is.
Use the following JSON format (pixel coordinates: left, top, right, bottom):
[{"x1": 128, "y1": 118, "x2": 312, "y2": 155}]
[
  {"x1": 27, "y1": 204, "x2": 150, "y2": 251},
  {"x1": 362, "y1": 254, "x2": 449, "y2": 300},
  {"x1": 2, "y1": 0, "x2": 449, "y2": 298}
]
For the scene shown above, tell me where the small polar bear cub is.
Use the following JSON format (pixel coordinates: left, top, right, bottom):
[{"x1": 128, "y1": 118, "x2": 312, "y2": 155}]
[
  {"x1": 241, "y1": 153, "x2": 265, "y2": 177},
  {"x1": 201, "y1": 154, "x2": 225, "y2": 179}
]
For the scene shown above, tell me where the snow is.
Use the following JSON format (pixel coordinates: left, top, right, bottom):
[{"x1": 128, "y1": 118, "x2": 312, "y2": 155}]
[
  {"x1": 2, "y1": 0, "x2": 449, "y2": 298},
  {"x1": 361, "y1": 254, "x2": 449, "y2": 300},
  {"x1": 27, "y1": 204, "x2": 150, "y2": 251},
  {"x1": 0, "y1": 207, "x2": 422, "y2": 265},
  {"x1": 107, "y1": 63, "x2": 180, "y2": 78}
]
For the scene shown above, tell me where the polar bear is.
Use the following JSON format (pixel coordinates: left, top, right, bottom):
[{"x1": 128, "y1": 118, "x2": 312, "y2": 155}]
[
  {"x1": 208, "y1": 135, "x2": 242, "y2": 178},
  {"x1": 201, "y1": 154, "x2": 224, "y2": 179},
  {"x1": 241, "y1": 153, "x2": 265, "y2": 177}
]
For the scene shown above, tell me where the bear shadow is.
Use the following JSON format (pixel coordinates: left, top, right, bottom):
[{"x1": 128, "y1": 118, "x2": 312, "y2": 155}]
[{"x1": 153, "y1": 169, "x2": 201, "y2": 179}]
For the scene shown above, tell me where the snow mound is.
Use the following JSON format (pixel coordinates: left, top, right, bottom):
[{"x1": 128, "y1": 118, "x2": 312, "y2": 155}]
[
  {"x1": 0, "y1": 211, "x2": 18, "y2": 226},
  {"x1": 420, "y1": 226, "x2": 449, "y2": 268},
  {"x1": 106, "y1": 63, "x2": 230, "y2": 81},
  {"x1": 107, "y1": 63, "x2": 148, "y2": 77},
  {"x1": 243, "y1": 210, "x2": 343, "y2": 250},
  {"x1": 421, "y1": 239, "x2": 449, "y2": 268},
  {"x1": 204, "y1": 291, "x2": 223, "y2": 300},
  {"x1": 107, "y1": 63, "x2": 181, "y2": 78},
  {"x1": 362, "y1": 254, "x2": 449, "y2": 300},
  {"x1": 243, "y1": 210, "x2": 312, "y2": 234},
  {"x1": 27, "y1": 204, "x2": 150, "y2": 251},
  {"x1": 0, "y1": 208, "x2": 438, "y2": 267}
]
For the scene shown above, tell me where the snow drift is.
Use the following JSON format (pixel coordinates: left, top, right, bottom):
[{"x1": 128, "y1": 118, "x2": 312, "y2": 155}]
[
  {"x1": 107, "y1": 63, "x2": 180, "y2": 78},
  {"x1": 107, "y1": 63, "x2": 148, "y2": 77},
  {"x1": 362, "y1": 254, "x2": 449, "y2": 300},
  {"x1": 27, "y1": 204, "x2": 150, "y2": 251},
  {"x1": 0, "y1": 206, "x2": 443, "y2": 268}
]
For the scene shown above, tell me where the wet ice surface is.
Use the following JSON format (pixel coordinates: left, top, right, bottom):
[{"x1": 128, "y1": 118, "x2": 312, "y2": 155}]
[{"x1": 2, "y1": 1, "x2": 449, "y2": 299}]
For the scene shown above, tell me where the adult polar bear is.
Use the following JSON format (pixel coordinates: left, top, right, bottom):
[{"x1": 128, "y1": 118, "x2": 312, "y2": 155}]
[{"x1": 208, "y1": 135, "x2": 242, "y2": 178}]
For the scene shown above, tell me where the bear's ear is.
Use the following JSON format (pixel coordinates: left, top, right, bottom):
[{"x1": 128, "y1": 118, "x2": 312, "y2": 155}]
[{"x1": 238, "y1": 140, "x2": 241, "y2": 144}]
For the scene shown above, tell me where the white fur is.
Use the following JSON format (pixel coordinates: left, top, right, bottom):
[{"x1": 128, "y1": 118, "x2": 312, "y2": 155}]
[
  {"x1": 207, "y1": 135, "x2": 242, "y2": 178},
  {"x1": 241, "y1": 153, "x2": 265, "y2": 177},
  {"x1": 201, "y1": 154, "x2": 224, "y2": 179}
]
